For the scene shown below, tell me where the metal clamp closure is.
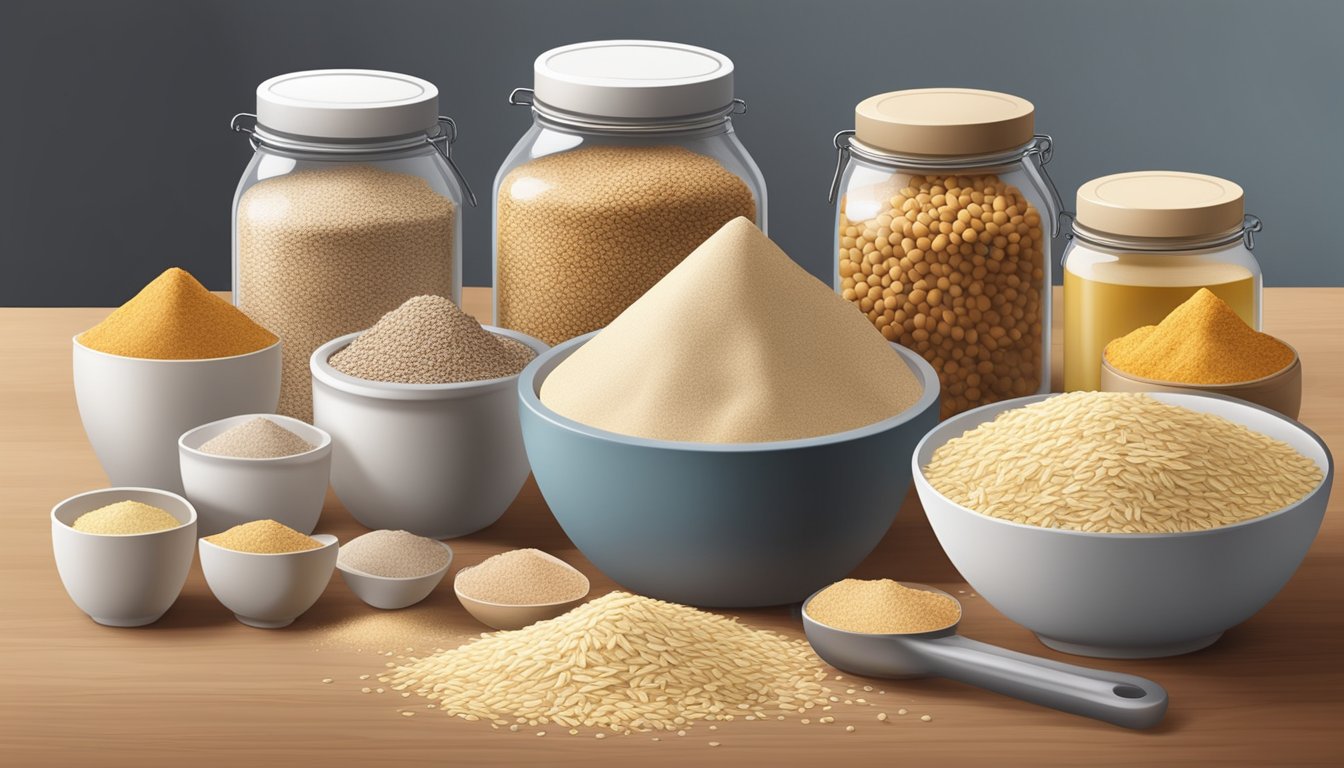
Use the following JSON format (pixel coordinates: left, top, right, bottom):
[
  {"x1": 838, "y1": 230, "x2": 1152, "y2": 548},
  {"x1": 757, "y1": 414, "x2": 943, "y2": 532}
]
[
  {"x1": 426, "y1": 116, "x2": 477, "y2": 207},
  {"x1": 827, "y1": 130, "x2": 856, "y2": 204},
  {"x1": 508, "y1": 88, "x2": 535, "y2": 107},
  {"x1": 1242, "y1": 214, "x2": 1263, "y2": 250},
  {"x1": 1022, "y1": 134, "x2": 1064, "y2": 238},
  {"x1": 230, "y1": 112, "x2": 260, "y2": 151}
]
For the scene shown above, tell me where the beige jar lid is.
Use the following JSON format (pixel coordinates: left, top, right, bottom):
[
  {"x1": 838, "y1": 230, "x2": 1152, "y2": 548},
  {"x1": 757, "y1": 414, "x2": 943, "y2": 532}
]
[
  {"x1": 1076, "y1": 171, "x2": 1245, "y2": 238},
  {"x1": 854, "y1": 88, "x2": 1035, "y2": 156}
]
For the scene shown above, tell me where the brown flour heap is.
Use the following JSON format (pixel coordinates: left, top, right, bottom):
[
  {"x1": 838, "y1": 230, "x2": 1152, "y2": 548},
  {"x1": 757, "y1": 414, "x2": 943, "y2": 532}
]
[
  {"x1": 540, "y1": 218, "x2": 922, "y2": 443},
  {"x1": 237, "y1": 164, "x2": 457, "y2": 420},
  {"x1": 330, "y1": 295, "x2": 535, "y2": 384}
]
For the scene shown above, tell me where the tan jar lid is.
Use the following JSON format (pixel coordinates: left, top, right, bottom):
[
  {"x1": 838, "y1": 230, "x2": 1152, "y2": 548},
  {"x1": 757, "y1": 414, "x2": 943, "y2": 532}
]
[
  {"x1": 1076, "y1": 171, "x2": 1245, "y2": 238},
  {"x1": 854, "y1": 88, "x2": 1035, "y2": 156}
]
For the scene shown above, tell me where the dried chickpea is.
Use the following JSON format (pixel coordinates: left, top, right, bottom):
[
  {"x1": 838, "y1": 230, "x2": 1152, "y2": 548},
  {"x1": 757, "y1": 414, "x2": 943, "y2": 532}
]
[{"x1": 838, "y1": 174, "x2": 1044, "y2": 417}]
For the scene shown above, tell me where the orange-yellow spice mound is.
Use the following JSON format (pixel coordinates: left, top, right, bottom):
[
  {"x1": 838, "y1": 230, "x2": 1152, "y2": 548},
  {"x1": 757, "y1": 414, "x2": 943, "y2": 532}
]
[
  {"x1": 1105, "y1": 288, "x2": 1294, "y2": 385},
  {"x1": 78, "y1": 267, "x2": 277, "y2": 360}
]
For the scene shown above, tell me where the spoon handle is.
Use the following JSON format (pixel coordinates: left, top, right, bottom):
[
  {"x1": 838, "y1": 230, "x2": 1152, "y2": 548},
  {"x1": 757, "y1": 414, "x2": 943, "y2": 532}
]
[{"x1": 913, "y1": 635, "x2": 1168, "y2": 729}]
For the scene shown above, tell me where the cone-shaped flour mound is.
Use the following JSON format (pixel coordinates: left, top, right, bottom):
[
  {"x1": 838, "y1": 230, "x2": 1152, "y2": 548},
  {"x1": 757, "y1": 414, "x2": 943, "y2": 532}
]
[{"x1": 540, "y1": 217, "x2": 923, "y2": 442}]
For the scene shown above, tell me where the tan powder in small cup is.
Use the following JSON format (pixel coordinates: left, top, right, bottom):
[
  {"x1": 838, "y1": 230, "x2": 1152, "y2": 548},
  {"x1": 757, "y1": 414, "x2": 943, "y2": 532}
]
[{"x1": 539, "y1": 218, "x2": 922, "y2": 443}]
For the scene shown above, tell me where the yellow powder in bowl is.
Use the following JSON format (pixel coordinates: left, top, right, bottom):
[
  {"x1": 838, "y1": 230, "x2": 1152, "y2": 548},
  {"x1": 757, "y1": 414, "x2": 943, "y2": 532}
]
[
  {"x1": 71, "y1": 500, "x2": 181, "y2": 535},
  {"x1": 539, "y1": 218, "x2": 923, "y2": 443},
  {"x1": 1105, "y1": 288, "x2": 1294, "y2": 385},
  {"x1": 78, "y1": 267, "x2": 277, "y2": 360},
  {"x1": 205, "y1": 519, "x2": 321, "y2": 554},
  {"x1": 807, "y1": 579, "x2": 961, "y2": 635}
]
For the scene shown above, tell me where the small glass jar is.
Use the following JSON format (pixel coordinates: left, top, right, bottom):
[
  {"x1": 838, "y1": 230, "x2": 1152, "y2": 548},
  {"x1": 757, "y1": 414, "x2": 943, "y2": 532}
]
[
  {"x1": 1062, "y1": 171, "x2": 1263, "y2": 391},
  {"x1": 494, "y1": 40, "x2": 766, "y2": 346},
  {"x1": 829, "y1": 89, "x2": 1062, "y2": 418},
  {"x1": 231, "y1": 69, "x2": 473, "y2": 421}
]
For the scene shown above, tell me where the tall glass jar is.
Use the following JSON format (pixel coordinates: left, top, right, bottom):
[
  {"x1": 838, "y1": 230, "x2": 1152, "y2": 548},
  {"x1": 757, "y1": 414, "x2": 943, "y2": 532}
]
[
  {"x1": 1062, "y1": 171, "x2": 1262, "y2": 391},
  {"x1": 231, "y1": 70, "x2": 473, "y2": 421},
  {"x1": 494, "y1": 40, "x2": 766, "y2": 346},
  {"x1": 829, "y1": 89, "x2": 1062, "y2": 418}
]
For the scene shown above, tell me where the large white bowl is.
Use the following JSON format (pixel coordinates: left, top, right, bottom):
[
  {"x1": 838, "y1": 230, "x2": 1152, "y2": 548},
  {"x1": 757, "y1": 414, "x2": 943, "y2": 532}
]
[
  {"x1": 73, "y1": 338, "x2": 282, "y2": 494},
  {"x1": 310, "y1": 328, "x2": 548, "y2": 539},
  {"x1": 199, "y1": 533, "x2": 338, "y2": 628},
  {"x1": 51, "y1": 487, "x2": 198, "y2": 627},
  {"x1": 914, "y1": 392, "x2": 1333, "y2": 658},
  {"x1": 179, "y1": 414, "x2": 332, "y2": 536}
]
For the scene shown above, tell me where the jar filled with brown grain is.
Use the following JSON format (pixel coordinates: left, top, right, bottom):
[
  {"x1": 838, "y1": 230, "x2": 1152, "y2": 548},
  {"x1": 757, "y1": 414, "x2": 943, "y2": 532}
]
[
  {"x1": 828, "y1": 89, "x2": 1063, "y2": 418},
  {"x1": 495, "y1": 40, "x2": 766, "y2": 346},
  {"x1": 231, "y1": 69, "x2": 474, "y2": 421}
]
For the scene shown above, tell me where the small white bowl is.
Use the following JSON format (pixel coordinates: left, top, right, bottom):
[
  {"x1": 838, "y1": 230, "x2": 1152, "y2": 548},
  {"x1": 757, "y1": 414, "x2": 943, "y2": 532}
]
[
  {"x1": 337, "y1": 541, "x2": 454, "y2": 610},
  {"x1": 73, "y1": 337, "x2": 282, "y2": 494},
  {"x1": 51, "y1": 487, "x2": 198, "y2": 627},
  {"x1": 179, "y1": 414, "x2": 332, "y2": 536},
  {"x1": 199, "y1": 533, "x2": 338, "y2": 628},
  {"x1": 453, "y1": 553, "x2": 590, "y2": 630},
  {"x1": 310, "y1": 328, "x2": 547, "y2": 539}
]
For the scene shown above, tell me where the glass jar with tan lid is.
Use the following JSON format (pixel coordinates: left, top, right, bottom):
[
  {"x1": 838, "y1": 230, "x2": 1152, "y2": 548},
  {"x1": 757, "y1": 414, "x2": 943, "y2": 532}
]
[
  {"x1": 495, "y1": 40, "x2": 765, "y2": 346},
  {"x1": 1062, "y1": 171, "x2": 1263, "y2": 391},
  {"x1": 829, "y1": 88, "x2": 1063, "y2": 418},
  {"x1": 231, "y1": 69, "x2": 474, "y2": 421}
]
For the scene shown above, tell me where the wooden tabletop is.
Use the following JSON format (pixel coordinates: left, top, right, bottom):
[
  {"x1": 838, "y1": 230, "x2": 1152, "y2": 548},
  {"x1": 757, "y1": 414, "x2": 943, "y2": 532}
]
[{"x1": 1, "y1": 287, "x2": 1340, "y2": 767}]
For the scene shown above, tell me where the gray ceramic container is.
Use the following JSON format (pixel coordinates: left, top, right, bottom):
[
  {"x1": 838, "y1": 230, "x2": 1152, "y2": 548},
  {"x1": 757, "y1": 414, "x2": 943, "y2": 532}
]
[
  {"x1": 915, "y1": 392, "x2": 1333, "y2": 658},
  {"x1": 518, "y1": 332, "x2": 941, "y2": 608}
]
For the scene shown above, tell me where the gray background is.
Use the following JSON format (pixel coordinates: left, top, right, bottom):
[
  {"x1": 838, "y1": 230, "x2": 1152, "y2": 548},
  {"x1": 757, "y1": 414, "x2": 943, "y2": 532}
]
[{"x1": 2, "y1": 0, "x2": 1340, "y2": 306}]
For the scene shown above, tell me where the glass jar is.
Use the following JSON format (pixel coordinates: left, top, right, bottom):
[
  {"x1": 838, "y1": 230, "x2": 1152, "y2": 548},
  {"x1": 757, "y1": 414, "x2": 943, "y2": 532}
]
[
  {"x1": 829, "y1": 89, "x2": 1062, "y2": 418},
  {"x1": 494, "y1": 40, "x2": 766, "y2": 346},
  {"x1": 231, "y1": 69, "x2": 473, "y2": 421},
  {"x1": 1062, "y1": 171, "x2": 1262, "y2": 391}
]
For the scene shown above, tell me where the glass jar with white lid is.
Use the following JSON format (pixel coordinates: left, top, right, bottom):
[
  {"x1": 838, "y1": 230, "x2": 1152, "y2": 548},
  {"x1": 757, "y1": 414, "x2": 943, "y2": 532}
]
[
  {"x1": 1061, "y1": 171, "x2": 1263, "y2": 391},
  {"x1": 230, "y1": 69, "x2": 474, "y2": 421},
  {"x1": 494, "y1": 40, "x2": 766, "y2": 346},
  {"x1": 829, "y1": 88, "x2": 1063, "y2": 418}
]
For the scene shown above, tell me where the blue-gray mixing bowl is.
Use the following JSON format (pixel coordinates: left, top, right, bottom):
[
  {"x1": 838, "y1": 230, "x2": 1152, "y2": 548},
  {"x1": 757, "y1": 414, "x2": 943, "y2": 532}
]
[{"x1": 518, "y1": 332, "x2": 941, "y2": 607}]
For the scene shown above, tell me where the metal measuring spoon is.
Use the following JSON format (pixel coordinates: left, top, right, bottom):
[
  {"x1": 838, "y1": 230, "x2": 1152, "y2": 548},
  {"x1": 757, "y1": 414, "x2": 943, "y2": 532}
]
[{"x1": 801, "y1": 583, "x2": 1168, "y2": 729}]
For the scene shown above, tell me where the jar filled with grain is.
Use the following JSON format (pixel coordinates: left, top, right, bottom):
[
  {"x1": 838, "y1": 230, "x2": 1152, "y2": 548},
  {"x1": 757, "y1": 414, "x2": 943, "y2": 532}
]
[
  {"x1": 829, "y1": 89, "x2": 1063, "y2": 418},
  {"x1": 231, "y1": 69, "x2": 474, "y2": 420},
  {"x1": 495, "y1": 40, "x2": 766, "y2": 345},
  {"x1": 1061, "y1": 171, "x2": 1263, "y2": 391}
]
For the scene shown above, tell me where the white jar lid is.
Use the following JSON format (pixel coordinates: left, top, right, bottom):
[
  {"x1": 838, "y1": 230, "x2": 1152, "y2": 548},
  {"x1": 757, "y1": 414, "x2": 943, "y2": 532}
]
[
  {"x1": 1076, "y1": 171, "x2": 1245, "y2": 238},
  {"x1": 533, "y1": 40, "x2": 734, "y2": 120},
  {"x1": 855, "y1": 88, "x2": 1035, "y2": 156},
  {"x1": 256, "y1": 69, "x2": 439, "y2": 140}
]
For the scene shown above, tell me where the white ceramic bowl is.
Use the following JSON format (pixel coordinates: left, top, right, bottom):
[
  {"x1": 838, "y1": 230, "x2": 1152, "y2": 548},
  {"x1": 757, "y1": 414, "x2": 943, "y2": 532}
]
[
  {"x1": 73, "y1": 337, "x2": 282, "y2": 494},
  {"x1": 310, "y1": 328, "x2": 548, "y2": 539},
  {"x1": 337, "y1": 541, "x2": 454, "y2": 610},
  {"x1": 51, "y1": 487, "x2": 198, "y2": 627},
  {"x1": 453, "y1": 554, "x2": 591, "y2": 630},
  {"x1": 914, "y1": 392, "x2": 1334, "y2": 658},
  {"x1": 179, "y1": 414, "x2": 332, "y2": 536},
  {"x1": 198, "y1": 533, "x2": 338, "y2": 628}
]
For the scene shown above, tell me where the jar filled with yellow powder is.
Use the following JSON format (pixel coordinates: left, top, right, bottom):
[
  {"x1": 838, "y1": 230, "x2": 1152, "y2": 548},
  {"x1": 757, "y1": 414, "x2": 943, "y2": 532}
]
[
  {"x1": 829, "y1": 89, "x2": 1063, "y2": 418},
  {"x1": 231, "y1": 69, "x2": 474, "y2": 421},
  {"x1": 494, "y1": 41, "x2": 765, "y2": 346},
  {"x1": 1062, "y1": 171, "x2": 1264, "y2": 391}
]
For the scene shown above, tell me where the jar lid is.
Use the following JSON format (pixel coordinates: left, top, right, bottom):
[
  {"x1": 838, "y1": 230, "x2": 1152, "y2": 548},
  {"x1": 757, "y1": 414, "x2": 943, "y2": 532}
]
[
  {"x1": 255, "y1": 69, "x2": 439, "y2": 140},
  {"x1": 1076, "y1": 171, "x2": 1245, "y2": 238},
  {"x1": 854, "y1": 88, "x2": 1035, "y2": 156},
  {"x1": 533, "y1": 40, "x2": 734, "y2": 119}
]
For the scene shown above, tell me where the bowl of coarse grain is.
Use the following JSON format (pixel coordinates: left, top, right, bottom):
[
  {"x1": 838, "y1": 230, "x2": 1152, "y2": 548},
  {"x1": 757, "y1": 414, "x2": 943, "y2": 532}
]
[
  {"x1": 51, "y1": 487, "x2": 198, "y2": 627},
  {"x1": 178, "y1": 414, "x2": 332, "y2": 536},
  {"x1": 1100, "y1": 351, "x2": 1303, "y2": 419},
  {"x1": 914, "y1": 392, "x2": 1333, "y2": 658},
  {"x1": 336, "y1": 530, "x2": 454, "y2": 610},
  {"x1": 517, "y1": 334, "x2": 942, "y2": 608},
  {"x1": 198, "y1": 528, "x2": 339, "y2": 629},
  {"x1": 73, "y1": 339, "x2": 282, "y2": 495},
  {"x1": 310, "y1": 327, "x2": 548, "y2": 539}
]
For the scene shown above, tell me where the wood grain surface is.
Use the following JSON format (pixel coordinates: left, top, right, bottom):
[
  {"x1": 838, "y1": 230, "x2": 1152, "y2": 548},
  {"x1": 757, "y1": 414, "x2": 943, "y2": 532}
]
[{"x1": 1, "y1": 287, "x2": 1339, "y2": 767}]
